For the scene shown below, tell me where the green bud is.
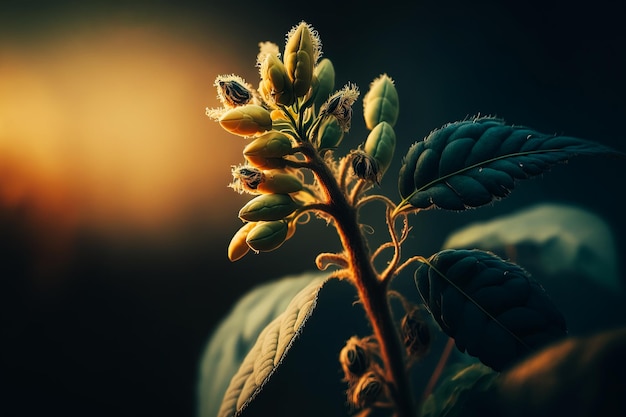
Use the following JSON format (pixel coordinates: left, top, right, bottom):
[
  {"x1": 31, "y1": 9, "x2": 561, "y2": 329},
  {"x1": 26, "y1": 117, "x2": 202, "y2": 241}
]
[
  {"x1": 364, "y1": 121, "x2": 396, "y2": 176},
  {"x1": 238, "y1": 193, "x2": 299, "y2": 222},
  {"x1": 244, "y1": 155, "x2": 288, "y2": 170},
  {"x1": 246, "y1": 220, "x2": 289, "y2": 252},
  {"x1": 243, "y1": 131, "x2": 293, "y2": 159},
  {"x1": 219, "y1": 105, "x2": 272, "y2": 136},
  {"x1": 259, "y1": 53, "x2": 295, "y2": 106},
  {"x1": 316, "y1": 116, "x2": 344, "y2": 150},
  {"x1": 311, "y1": 58, "x2": 335, "y2": 113},
  {"x1": 363, "y1": 74, "x2": 399, "y2": 130},
  {"x1": 284, "y1": 22, "x2": 321, "y2": 98},
  {"x1": 228, "y1": 222, "x2": 256, "y2": 262},
  {"x1": 257, "y1": 171, "x2": 303, "y2": 194}
]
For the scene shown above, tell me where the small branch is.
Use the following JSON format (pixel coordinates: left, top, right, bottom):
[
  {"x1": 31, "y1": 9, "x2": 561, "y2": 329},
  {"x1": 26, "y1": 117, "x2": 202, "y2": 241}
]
[{"x1": 422, "y1": 337, "x2": 455, "y2": 401}]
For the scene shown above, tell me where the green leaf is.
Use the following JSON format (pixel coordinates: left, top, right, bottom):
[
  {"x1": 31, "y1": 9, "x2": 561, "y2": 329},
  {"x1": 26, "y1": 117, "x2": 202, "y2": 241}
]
[
  {"x1": 397, "y1": 116, "x2": 621, "y2": 212},
  {"x1": 198, "y1": 272, "x2": 326, "y2": 417},
  {"x1": 414, "y1": 249, "x2": 567, "y2": 371},
  {"x1": 421, "y1": 363, "x2": 498, "y2": 417},
  {"x1": 443, "y1": 203, "x2": 621, "y2": 291},
  {"x1": 216, "y1": 275, "x2": 329, "y2": 417}
]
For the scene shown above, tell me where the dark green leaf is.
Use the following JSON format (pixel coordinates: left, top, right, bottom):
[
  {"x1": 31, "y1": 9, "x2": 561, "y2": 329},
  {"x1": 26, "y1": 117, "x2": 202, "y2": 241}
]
[
  {"x1": 398, "y1": 117, "x2": 621, "y2": 211},
  {"x1": 414, "y1": 249, "x2": 567, "y2": 371}
]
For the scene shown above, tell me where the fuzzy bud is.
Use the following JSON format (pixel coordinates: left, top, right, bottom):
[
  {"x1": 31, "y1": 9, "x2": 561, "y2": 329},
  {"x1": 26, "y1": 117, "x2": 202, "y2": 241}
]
[
  {"x1": 362, "y1": 74, "x2": 399, "y2": 130},
  {"x1": 238, "y1": 193, "x2": 300, "y2": 222},
  {"x1": 246, "y1": 220, "x2": 289, "y2": 252},
  {"x1": 258, "y1": 47, "x2": 295, "y2": 106},
  {"x1": 364, "y1": 121, "x2": 396, "y2": 177},
  {"x1": 227, "y1": 222, "x2": 256, "y2": 262},
  {"x1": 219, "y1": 105, "x2": 272, "y2": 137},
  {"x1": 284, "y1": 21, "x2": 322, "y2": 98}
]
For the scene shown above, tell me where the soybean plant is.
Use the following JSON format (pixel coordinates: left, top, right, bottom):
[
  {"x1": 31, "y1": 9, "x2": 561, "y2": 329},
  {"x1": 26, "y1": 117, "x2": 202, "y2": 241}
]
[{"x1": 206, "y1": 21, "x2": 620, "y2": 417}]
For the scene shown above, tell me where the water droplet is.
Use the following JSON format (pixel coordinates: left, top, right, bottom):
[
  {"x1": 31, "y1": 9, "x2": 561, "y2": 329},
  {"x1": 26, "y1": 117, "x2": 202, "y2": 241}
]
[{"x1": 526, "y1": 134, "x2": 533, "y2": 140}]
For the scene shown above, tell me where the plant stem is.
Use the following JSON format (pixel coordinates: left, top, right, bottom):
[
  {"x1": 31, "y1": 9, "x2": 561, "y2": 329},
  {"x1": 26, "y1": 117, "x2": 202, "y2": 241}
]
[{"x1": 301, "y1": 143, "x2": 417, "y2": 417}]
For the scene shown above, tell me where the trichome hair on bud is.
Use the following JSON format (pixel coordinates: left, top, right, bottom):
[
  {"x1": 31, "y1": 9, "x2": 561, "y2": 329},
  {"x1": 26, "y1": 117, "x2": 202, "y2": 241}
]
[
  {"x1": 340, "y1": 336, "x2": 372, "y2": 381},
  {"x1": 319, "y1": 83, "x2": 359, "y2": 132},
  {"x1": 229, "y1": 165, "x2": 264, "y2": 194},
  {"x1": 350, "y1": 371, "x2": 386, "y2": 411},
  {"x1": 285, "y1": 21, "x2": 323, "y2": 65},
  {"x1": 214, "y1": 74, "x2": 255, "y2": 108},
  {"x1": 350, "y1": 149, "x2": 380, "y2": 184}
]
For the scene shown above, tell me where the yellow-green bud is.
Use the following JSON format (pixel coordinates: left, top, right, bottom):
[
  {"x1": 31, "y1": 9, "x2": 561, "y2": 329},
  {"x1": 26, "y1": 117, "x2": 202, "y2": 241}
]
[
  {"x1": 363, "y1": 74, "x2": 399, "y2": 130},
  {"x1": 243, "y1": 131, "x2": 293, "y2": 159},
  {"x1": 364, "y1": 121, "x2": 396, "y2": 176},
  {"x1": 246, "y1": 220, "x2": 289, "y2": 252},
  {"x1": 238, "y1": 194, "x2": 299, "y2": 222},
  {"x1": 284, "y1": 22, "x2": 321, "y2": 98},
  {"x1": 259, "y1": 53, "x2": 295, "y2": 106},
  {"x1": 257, "y1": 171, "x2": 303, "y2": 194},
  {"x1": 311, "y1": 58, "x2": 335, "y2": 112},
  {"x1": 316, "y1": 116, "x2": 344, "y2": 150},
  {"x1": 244, "y1": 155, "x2": 288, "y2": 170},
  {"x1": 219, "y1": 105, "x2": 272, "y2": 137},
  {"x1": 228, "y1": 222, "x2": 256, "y2": 261}
]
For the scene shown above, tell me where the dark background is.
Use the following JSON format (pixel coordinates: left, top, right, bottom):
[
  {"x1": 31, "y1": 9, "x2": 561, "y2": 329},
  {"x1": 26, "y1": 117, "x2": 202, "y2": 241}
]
[{"x1": 1, "y1": 1, "x2": 625, "y2": 416}]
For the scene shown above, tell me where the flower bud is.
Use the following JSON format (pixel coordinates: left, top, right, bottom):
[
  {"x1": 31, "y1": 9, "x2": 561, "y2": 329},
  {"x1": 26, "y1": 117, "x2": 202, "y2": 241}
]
[
  {"x1": 219, "y1": 104, "x2": 272, "y2": 137},
  {"x1": 311, "y1": 58, "x2": 335, "y2": 113},
  {"x1": 257, "y1": 171, "x2": 303, "y2": 194},
  {"x1": 259, "y1": 51, "x2": 295, "y2": 106},
  {"x1": 243, "y1": 155, "x2": 288, "y2": 170},
  {"x1": 214, "y1": 74, "x2": 254, "y2": 108},
  {"x1": 284, "y1": 21, "x2": 321, "y2": 98},
  {"x1": 401, "y1": 307, "x2": 431, "y2": 360},
  {"x1": 246, "y1": 220, "x2": 289, "y2": 252},
  {"x1": 350, "y1": 149, "x2": 380, "y2": 184},
  {"x1": 362, "y1": 74, "x2": 399, "y2": 130},
  {"x1": 319, "y1": 83, "x2": 359, "y2": 132},
  {"x1": 228, "y1": 222, "x2": 256, "y2": 261},
  {"x1": 229, "y1": 165, "x2": 264, "y2": 194},
  {"x1": 351, "y1": 371, "x2": 385, "y2": 410},
  {"x1": 315, "y1": 115, "x2": 344, "y2": 150},
  {"x1": 238, "y1": 193, "x2": 300, "y2": 222},
  {"x1": 364, "y1": 121, "x2": 396, "y2": 176},
  {"x1": 340, "y1": 337, "x2": 371, "y2": 380},
  {"x1": 243, "y1": 131, "x2": 293, "y2": 159}
]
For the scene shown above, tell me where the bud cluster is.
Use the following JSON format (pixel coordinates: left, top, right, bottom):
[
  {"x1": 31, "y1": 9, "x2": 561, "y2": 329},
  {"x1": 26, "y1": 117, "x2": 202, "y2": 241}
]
[{"x1": 206, "y1": 21, "x2": 400, "y2": 261}]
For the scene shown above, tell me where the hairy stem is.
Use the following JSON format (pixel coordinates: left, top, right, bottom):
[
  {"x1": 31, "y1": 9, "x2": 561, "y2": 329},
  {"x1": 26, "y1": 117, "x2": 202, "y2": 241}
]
[{"x1": 300, "y1": 142, "x2": 417, "y2": 417}]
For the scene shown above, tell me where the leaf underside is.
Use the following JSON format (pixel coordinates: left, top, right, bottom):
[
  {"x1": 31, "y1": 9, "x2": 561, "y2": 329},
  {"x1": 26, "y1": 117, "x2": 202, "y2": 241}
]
[
  {"x1": 398, "y1": 116, "x2": 619, "y2": 211},
  {"x1": 414, "y1": 249, "x2": 567, "y2": 371}
]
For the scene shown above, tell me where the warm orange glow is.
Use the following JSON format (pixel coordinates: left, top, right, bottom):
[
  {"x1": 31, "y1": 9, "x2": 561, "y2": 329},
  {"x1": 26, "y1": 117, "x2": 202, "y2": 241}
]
[{"x1": 0, "y1": 22, "x2": 249, "y2": 240}]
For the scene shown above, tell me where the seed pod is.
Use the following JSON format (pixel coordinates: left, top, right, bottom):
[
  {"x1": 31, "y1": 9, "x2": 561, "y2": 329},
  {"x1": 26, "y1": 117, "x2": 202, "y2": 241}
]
[
  {"x1": 246, "y1": 220, "x2": 289, "y2": 252},
  {"x1": 219, "y1": 104, "x2": 272, "y2": 137},
  {"x1": 315, "y1": 115, "x2": 344, "y2": 150},
  {"x1": 238, "y1": 194, "x2": 300, "y2": 222},
  {"x1": 311, "y1": 58, "x2": 335, "y2": 112},
  {"x1": 284, "y1": 21, "x2": 321, "y2": 98},
  {"x1": 259, "y1": 52, "x2": 295, "y2": 106},
  {"x1": 363, "y1": 74, "x2": 399, "y2": 130},
  {"x1": 227, "y1": 222, "x2": 256, "y2": 262},
  {"x1": 351, "y1": 371, "x2": 384, "y2": 410},
  {"x1": 257, "y1": 171, "x2": 303, "y2": 194},
  {"x1": 364, "y1": 121, "x2": 396, "y2": 176},
  {"x1": 243, "y1": 131, "x2": 293, "y2": 159},
  {"x1": 340, "y1": 337, "x2": 371, "y2": 380}
]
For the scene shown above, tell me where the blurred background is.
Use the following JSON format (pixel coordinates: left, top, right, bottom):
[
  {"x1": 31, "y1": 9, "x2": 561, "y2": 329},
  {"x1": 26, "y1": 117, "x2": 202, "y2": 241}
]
[{"x1": 1, "y1": 0, "x2": 625, "y2": 416}]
